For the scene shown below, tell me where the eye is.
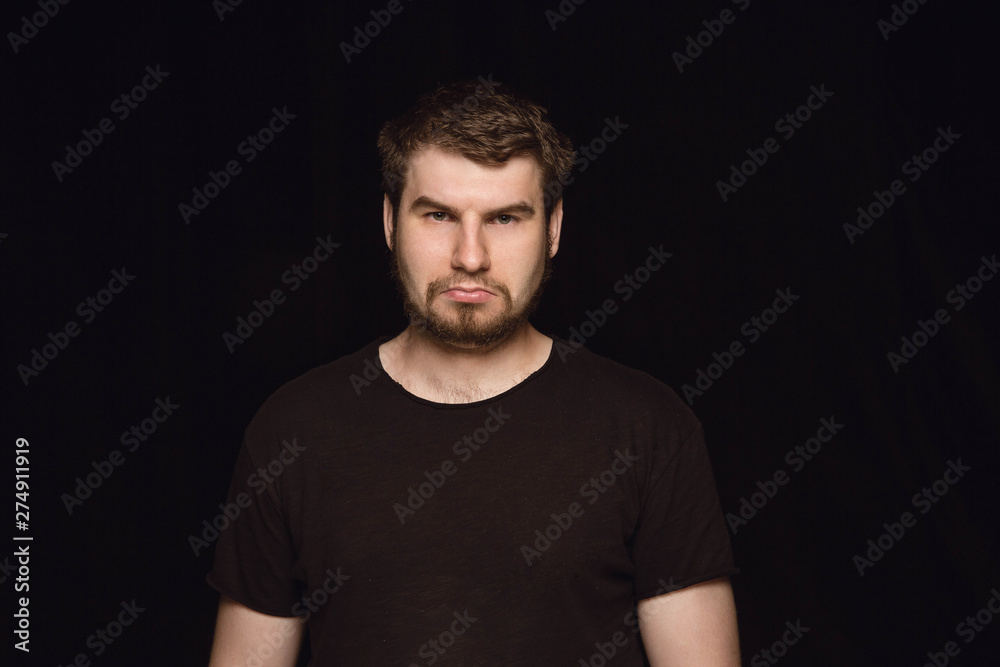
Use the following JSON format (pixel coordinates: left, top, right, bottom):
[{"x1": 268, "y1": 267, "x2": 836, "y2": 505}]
[
  {"x1": 495, "y1": 214, "x2": 516, "y2": 225},
  {"x1": 429, "y1": 211, "x2": 450, "y2": 221}
]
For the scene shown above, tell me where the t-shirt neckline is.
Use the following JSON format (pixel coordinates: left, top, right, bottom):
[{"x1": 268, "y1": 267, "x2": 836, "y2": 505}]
[{"x1": 371, "y1": 333, "x2": 559, "y2": 409}]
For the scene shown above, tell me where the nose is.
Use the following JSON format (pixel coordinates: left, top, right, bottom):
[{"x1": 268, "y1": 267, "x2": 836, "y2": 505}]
[{"x1": 452, "y1": 217, "x2": 490, "y2": 274}]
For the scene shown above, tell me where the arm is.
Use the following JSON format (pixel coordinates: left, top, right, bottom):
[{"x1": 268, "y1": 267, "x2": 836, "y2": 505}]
[
  {"x1": 637, "y1": 576, "x2": 740, "y2": 667},
  {"x1": 208, "y1": 595, "x2": 304, "y2": 667}
]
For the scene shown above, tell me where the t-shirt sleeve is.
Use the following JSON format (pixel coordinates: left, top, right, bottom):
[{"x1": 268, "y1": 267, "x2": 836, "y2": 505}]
[
  {"x1": 630, "y1": 420, "x2": 738, "y2": 600},
  {"x1": 205, "y1": 436, "x2": 302, "y2": 617}
]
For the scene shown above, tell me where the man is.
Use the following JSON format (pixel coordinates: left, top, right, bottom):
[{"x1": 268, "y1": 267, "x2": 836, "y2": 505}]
[{"x1": 207, "y1": 79, "x2": 740, "y2": 665}]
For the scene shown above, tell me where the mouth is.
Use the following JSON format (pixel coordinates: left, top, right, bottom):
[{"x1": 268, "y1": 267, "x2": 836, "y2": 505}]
[
  {"x1": 441, "y1": 285, "x2": 495, "y2": 303},
  {"x1": 446, "y1": 284, "x2": 495, "y2": 294}
]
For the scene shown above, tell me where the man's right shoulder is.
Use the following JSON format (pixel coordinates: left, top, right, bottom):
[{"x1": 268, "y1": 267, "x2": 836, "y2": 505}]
[{"x1": 248, "y1": 337, "x2": 388, "y2": 427}]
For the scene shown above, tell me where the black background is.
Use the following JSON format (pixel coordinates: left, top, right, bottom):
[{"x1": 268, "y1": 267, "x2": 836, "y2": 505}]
[{"x1": 3, "y1": 0, "x2": 998, "y2": 665}]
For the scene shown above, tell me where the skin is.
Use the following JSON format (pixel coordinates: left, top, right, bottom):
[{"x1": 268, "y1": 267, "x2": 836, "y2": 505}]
[
  {"x1": 638, "y1": 577, "x2": 741, "y2": 666},
  {"x1": 208, "y1": 143, "x2": 740, "y2": 665},
  {"x1": 208, "y1": 596, "x2": 303, "y2": 667},
  {"x1": 378, "y1": 144, "x2": 562, "y2": 404},
  {"x1": 382, "y1": 144, "x2": 741, "y2": 664},
  {"x1": 208, "y1": 145, "x2": 562, "y2": 665}
]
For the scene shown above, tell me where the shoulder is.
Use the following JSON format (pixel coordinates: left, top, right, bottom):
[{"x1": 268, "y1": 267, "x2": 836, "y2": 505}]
[
  {"x1": 549, "y1": 337, "x2": 701, "y2": 437},
  {"x1": 244, "y1": 337, "x2": 385, "y2": 440}
]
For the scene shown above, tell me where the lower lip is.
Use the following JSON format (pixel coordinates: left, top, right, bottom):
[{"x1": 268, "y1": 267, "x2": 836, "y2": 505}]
[{"x1": 443, "y1": 290, "x2": 494, "y2": 303}]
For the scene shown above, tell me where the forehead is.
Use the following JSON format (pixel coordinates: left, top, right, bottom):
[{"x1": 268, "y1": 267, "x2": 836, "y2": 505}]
[{"x1": 402, "y1": 145, "x2": 543, "y2": 208}]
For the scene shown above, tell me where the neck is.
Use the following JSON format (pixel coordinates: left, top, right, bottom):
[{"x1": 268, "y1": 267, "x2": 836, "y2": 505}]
[{"x1": 379, "y1": 323, "x2": 551, "y2": 404}]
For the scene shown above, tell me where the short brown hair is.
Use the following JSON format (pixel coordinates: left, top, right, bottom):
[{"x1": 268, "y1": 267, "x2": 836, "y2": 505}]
[{"x1": 377, "y1": 78, "x2": 575, "y2": 222}]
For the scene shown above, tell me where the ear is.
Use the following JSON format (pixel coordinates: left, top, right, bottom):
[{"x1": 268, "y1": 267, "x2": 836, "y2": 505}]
[
  {"x1": 383, "y1": 194, "x2": 394, "y2": 250},
  {"x1": 547, "y1": 198, "x2": 564, "y2": 257}
]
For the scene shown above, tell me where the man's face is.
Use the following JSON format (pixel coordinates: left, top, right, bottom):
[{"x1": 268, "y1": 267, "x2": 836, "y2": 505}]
[{"x1": 384, "y1": 144, "x2": 562, "y2": 349}]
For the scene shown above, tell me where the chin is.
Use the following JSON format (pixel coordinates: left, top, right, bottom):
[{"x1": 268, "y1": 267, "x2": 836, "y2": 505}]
[{"x1": 417, "y1": 308, "x2": 527, "y2": 349}]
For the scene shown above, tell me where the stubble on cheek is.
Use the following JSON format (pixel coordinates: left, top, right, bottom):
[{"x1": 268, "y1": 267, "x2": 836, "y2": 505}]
[{"x1": 388, "y1": 224, "x2": 554, "y2": 346}]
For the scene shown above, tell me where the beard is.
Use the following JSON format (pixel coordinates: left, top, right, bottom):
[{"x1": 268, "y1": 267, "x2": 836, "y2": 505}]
[{"x1": 389, "y1": 231, "x2": 553, "y2": 349}]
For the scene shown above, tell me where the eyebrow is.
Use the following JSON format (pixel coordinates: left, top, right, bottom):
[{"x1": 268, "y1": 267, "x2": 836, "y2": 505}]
[{"x1": 408, "y1": 196, "x2": 537, "y2": 220}]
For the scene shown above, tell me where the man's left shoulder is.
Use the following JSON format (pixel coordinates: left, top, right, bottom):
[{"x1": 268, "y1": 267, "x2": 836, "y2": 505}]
[{"x1": 552, "y1": 338, "x2": 697, "y2": 424}]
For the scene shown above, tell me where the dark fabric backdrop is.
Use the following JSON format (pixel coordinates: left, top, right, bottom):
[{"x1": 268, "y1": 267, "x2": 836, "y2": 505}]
[{"x1": 4, "y1": 0, "x2": 998, "y2": 664}]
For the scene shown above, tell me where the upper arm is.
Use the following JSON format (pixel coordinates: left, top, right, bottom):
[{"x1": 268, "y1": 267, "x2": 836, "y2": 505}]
[
  {"x1": 637, "y1": 576, "x2": 740, "y2": 667},
  {"x1": 208, "y1": 595, "x2": 304, "y2": 667}
]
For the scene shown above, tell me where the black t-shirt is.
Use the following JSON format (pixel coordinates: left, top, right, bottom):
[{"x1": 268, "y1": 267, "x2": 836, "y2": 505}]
[{"x1": 207, "y1": 336, "x2": 738, "y2": 665}]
